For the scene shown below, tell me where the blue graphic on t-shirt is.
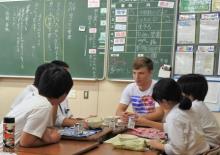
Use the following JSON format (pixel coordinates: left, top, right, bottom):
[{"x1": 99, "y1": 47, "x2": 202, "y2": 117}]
[{"x1": 131, "y1": 96, "x2": 147, "y2": 114}]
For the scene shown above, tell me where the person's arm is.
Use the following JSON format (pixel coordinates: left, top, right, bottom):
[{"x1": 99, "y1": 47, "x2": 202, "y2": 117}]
[
  {"x1": 116, "y1": 103, "x2": 129, "y2": 116},
  {"x1": 52, "y1": 105, "x2": 58, "y2": 126},
  {"x1": 22, "y1": 106, "x2": 57, "y2": 147},
  {"x1": 61, "y1": 118, "x2": 77, "y2": 127},
  {"x1": 148, "y1": 140, "x2": 165, "y2": 151},
  {"x1": 143, "y1": 107, "x2": 164, "y2": 121},
  {"x1": 20, "y1": 127, "x2": 60, "y2": 147},
  {"x1": 116, "y1": 84, "x2": 131, "y2": 117},
  {"x1": 135, "y1": 116, "x2": 164, "y2": 131}
]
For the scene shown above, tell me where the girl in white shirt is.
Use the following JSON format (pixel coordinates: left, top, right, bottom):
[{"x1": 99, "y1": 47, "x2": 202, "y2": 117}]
[
  {"x1": 177, "y1": 74, "x2": 220, "y2": 147},
  {"x1": 149, "y1": 78, "x2": 209, "y2": 155}
]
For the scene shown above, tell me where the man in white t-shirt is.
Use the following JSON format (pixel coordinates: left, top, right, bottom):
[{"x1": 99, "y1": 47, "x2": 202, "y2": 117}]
[
  {"x1": 116, "y1": 57, "x2": 164, "y2": 121},
  {"x1": 0, "y1": 66, "x2": 73, "y2": 147}
]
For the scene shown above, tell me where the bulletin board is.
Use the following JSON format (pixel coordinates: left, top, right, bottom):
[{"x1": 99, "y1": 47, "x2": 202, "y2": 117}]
[{"x1": 174, "y1": 0, "x2": 220, "y2": 111}]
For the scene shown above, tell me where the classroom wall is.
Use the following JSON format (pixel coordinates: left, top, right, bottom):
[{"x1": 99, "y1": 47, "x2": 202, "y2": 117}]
[{"x1": 0, "y1": 78, "x2": 220, "y2": 125}]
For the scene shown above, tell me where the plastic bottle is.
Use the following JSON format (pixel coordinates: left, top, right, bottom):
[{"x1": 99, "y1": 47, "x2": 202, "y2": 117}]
[{"x1": 3, "y1": 117, "x2": 15, "y2": 152}]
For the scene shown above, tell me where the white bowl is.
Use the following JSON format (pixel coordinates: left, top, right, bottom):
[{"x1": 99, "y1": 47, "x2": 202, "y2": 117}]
[{"x1": 86, "y1": 117, "x2": 103, "y2": 129}]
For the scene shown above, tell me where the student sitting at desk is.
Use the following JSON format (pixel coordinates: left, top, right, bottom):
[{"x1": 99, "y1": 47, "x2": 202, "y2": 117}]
[
  {"x1": 149, "y1": 78, "x2": 209, "y2": 155},
  {"x1": 10, "y1": 63, "x2": 55, "y2": 109},
  {"x1": 51, "y1": 60, "x2": 77, "y2": 127},
  {"x1": 177, "y1": 74, "x2": 220, "y2": 147},
  {"x1": 116, "y1": 57, "x2": 164, "y2": 121},
  {"x1": 0, "y1": 67, "x2": 73, "y2": 147}
]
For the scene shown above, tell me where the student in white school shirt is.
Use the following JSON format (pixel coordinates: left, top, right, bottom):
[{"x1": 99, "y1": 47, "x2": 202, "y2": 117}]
[
  {"x1": 178, "y1": 74, "x2": 220, "y2": 148},
  {"x1": 0, "y1": 67, "x2": 73, "y2": 147},
  {"x1": 10, "y1": 63, "x2": 55, "y2": 109},
  {"x1": 149, "y1": 78, "x2": 209, "y2": 155},
  {"x1": 116, "y1": 57, "x2": 164, "y2": 121},
  {"x1": 51, "y1": 60, "x2": 78, "y2": 127}
]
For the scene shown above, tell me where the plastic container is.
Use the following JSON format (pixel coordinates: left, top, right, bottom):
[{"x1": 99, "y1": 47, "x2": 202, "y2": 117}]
[{"x1": 3, "y1": 117, "x2": 15, "y2": 152}]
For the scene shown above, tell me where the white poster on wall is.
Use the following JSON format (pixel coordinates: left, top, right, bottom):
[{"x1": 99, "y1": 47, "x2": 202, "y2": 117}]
[
  {"x1": 194, "y1": 46, "x2": 215, "y2": 75},
  {"x1": 199, "y1": 14, "x2": 219, "y2": 43},
  {"x1": 174, "y1": 46, "x2": 193, "y2": 74},
  {"x1": 177, "y1": 15, "x2": 196, "y2": 44}
]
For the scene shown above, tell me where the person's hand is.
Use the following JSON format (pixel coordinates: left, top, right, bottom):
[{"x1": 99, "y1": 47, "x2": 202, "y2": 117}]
[
  {"x1": 135, "y1": 116, "x2": 148, "y2": 126},
  {"x1": 42, "y1": 127, "x2": 61, "y2": 144},
  {"x1": 148, "y1": 140, "x2": 164, "y2": 151},
  {"x1": 120, "y1": 112, "x2": 136, "y2": 123}
]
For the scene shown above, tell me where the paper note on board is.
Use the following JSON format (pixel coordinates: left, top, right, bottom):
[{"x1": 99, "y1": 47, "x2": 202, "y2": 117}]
[
  {"x1": 89, "y1": 28, "x2": 97, "y2": 33},
  {"x1": 114, "y1": 38, "x2": 125, "y2": 45},
  {"x1": 158, "y1": 1, "x2": 174, "y2": 8},
  {"x1": 115, "y1": 31, "x2": 126, "y2": 37},
  {"x1": 177, "y1": 15, "x2": 196, "y2": 44},
  {"x1": 115, "y1": 16, "x2": 128, "y2": 22},
  {"x1": 88, "y1": 0, "x2": 100, "y2": 8},
  {"x1": 115, "y1": 24, "x2": 127, "y2": 31},
  {"x1": 175, "y1": 46, "x2": 193, "y2": 75},
  {"x1": 194, "y1": 46, "x2": 215, "y2": 75},
  {"x1": 113, "y1": 46, "x2": 124, "y2": 52},
  {"x1": 199, "y1": 14, "x2": 219, "y2": 43}
]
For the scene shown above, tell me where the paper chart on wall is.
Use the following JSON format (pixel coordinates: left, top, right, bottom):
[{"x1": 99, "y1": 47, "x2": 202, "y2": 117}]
[
  {"x1": 179, "y1": 0, "x2": 211, "y2": 13},
  {"x1": 174, "y1": 46, "x2": 193, "y2": 74},
  {"x1": 199, "y1": 13, "x2": 219, "y2": 43},
  {"x1": 177, "y1": 15, "x2": 196, "y2": 44},
  {"x1": 194, "y1": 46, "x2": 215, "y2": 75},
  {"x1": 212, "y1": 0, "x2": 220, "y2": 12}
]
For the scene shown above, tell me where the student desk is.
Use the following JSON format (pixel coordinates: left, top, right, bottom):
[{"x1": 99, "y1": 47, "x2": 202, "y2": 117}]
[
  {"x1": 17, "y1": 140, "x2": 99, "y2": 155},
  {"x1": 84, "y1": 143, "x2": 159, "y2": 155},
  {"x1": 17, "y1": 142, "x2": 159, "y2": 155}
]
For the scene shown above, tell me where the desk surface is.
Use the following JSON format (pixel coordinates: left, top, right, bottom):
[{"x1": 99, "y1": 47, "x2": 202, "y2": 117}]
[
  {"x1": 84, "y1": 143, "x2": 159, "y2": 155},
  {"x1": 17, "y1": 140, "x2": 99, "y2": 155}
]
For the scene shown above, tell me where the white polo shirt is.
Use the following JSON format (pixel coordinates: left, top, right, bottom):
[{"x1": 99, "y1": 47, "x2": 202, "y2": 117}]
[
  {"x1": 192, "y1": 100, "x2": 220, "y2": 147},
  {"x1": 0, "y1": 94, "x2": 53, "y2": 147},
  {"x1": 11, "y1": 85, "x2": 38, "y2": 109},
  {"x1": 164, "y1": 104, "x2": 209, "y2": 155}
]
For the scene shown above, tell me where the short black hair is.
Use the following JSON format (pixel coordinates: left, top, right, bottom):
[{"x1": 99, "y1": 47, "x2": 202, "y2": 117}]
[
  {"x1": 133, "y1": 57, "x2": 153, "y2": 71},
  {"x1": 51, "y1": 60, "x2": 69, "y2": 68},
  {"x1": 33, "y1": 63, "x2": 55, "y2": 87},
  {"x1": 152, "y1": 78, "x2": 192, "y2": 110},
  {"x1": 38, "y1": 67, "x2": 73, "y2": 98},
  {"x1": 177, "y1": 74, "x2": 208, "y2": 101}
]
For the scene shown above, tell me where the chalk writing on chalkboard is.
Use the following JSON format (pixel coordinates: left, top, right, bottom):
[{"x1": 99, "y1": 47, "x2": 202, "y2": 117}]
[
  {"x1": 0, "y1": 0, "x2": 107, "y2": 79},
  {"x1": 108, "y1": 0, "x2": 176, "y2": 80}
]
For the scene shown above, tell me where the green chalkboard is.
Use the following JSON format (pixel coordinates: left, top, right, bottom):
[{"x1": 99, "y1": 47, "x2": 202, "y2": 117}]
[
  {"x1": 0, "y1": 0, "x2": 107, "y2": 79},
  {"x1": 107, "y1": 0, "x2": 177, "y2": 80}
]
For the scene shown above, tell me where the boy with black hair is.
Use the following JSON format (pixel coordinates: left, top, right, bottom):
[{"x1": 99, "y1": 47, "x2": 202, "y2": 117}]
[
  {"x1": 177, "y1": 74, "x2": 220, "y2": 147},
  {"x1": 10, "y1": 63, "x2": 55, "y2": 109},
  {"x1": 0, "y1": 67, "x2": 73, "y2": 147},
  {"x1": 51, "y1": 60, "x2": 78, "y2": 127},
  {"x1": 51, "y1": 60, "x2": 69, "y2": 69}
]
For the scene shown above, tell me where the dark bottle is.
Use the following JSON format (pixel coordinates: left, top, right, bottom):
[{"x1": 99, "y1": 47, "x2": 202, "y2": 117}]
[{"x1": 3, "y1": 117, "x2": 15, "y2": 152}]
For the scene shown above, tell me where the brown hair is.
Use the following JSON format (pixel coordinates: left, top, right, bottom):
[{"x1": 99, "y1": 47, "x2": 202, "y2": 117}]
[{"x1": 133, "y1": 57, "x2": 153, "y2": 70}]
